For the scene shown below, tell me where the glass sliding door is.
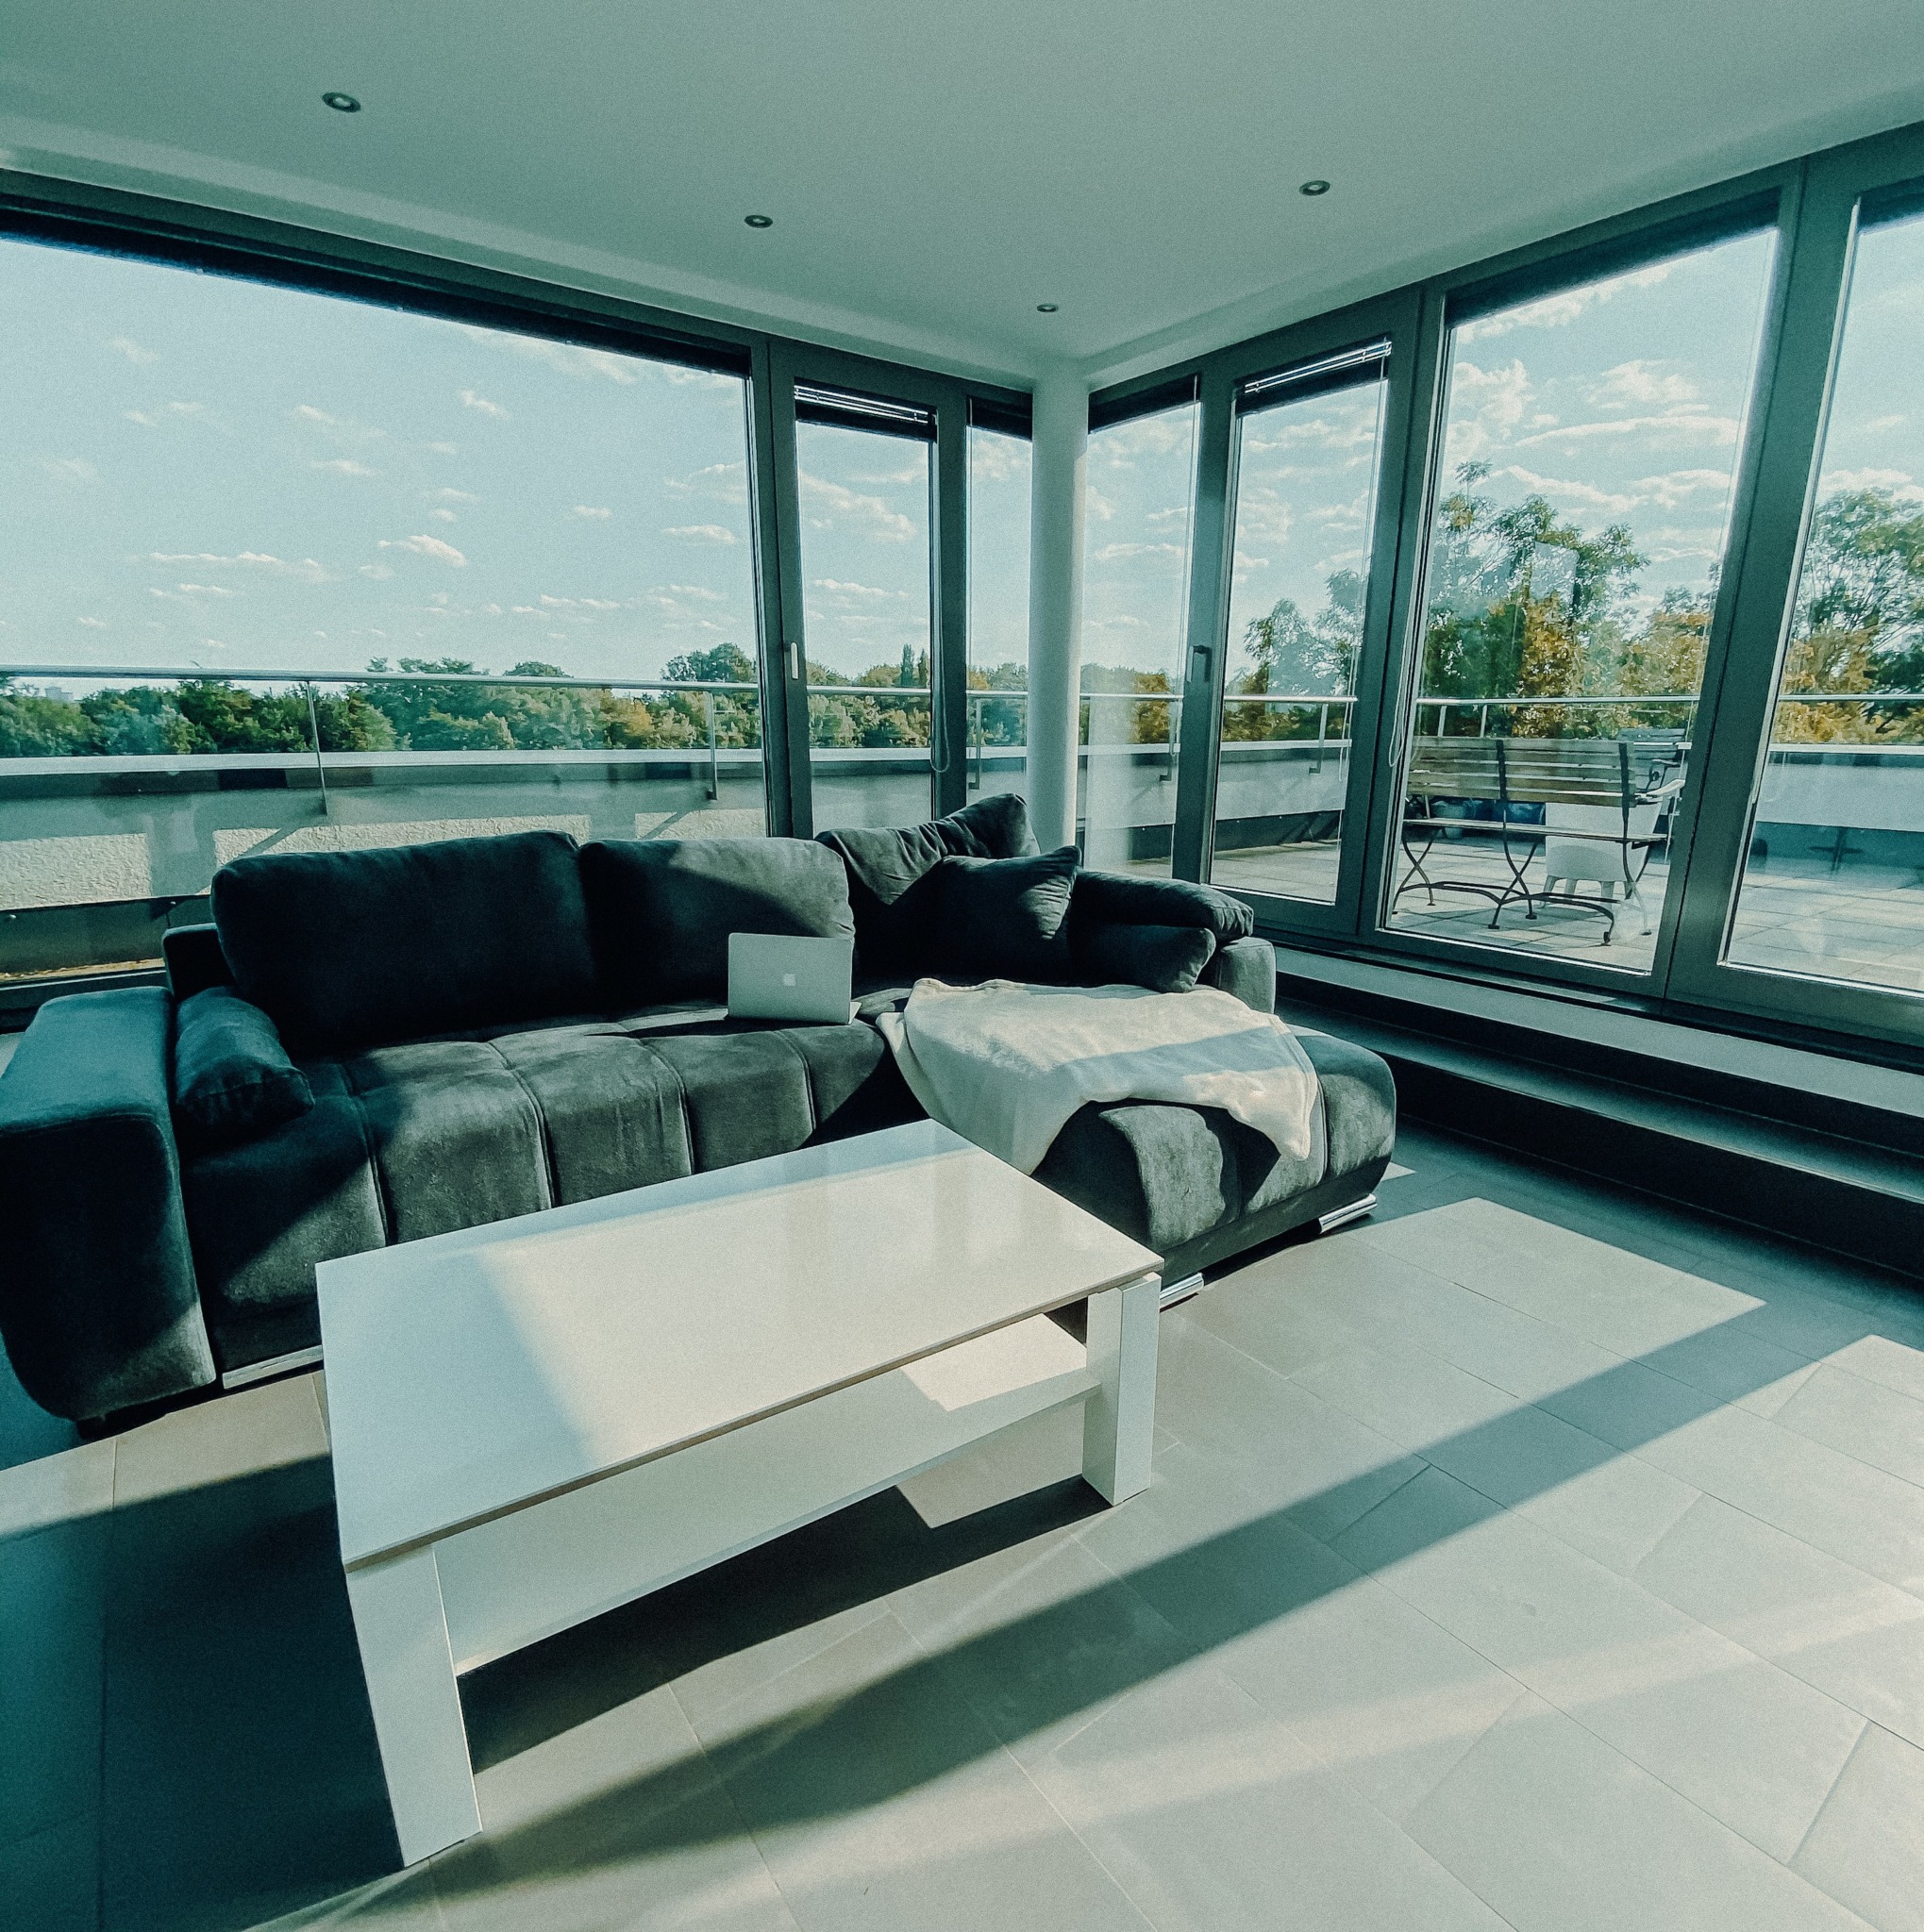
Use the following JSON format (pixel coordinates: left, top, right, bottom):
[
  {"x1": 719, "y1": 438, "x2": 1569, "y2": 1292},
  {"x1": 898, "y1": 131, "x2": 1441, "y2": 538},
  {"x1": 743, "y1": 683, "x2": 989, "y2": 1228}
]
[
  {"x1": 1721, "y1": 194, "x2": 1924, "y2": 999},
  {"x1": 1383, "y1": 225, "x2": 1777, "y2": 971},
  {"x1": 1210, "y1": 343, "x2": 1390, "y2": 902},
  {"x1": 790, "y1": 388, "x2": 937, "y2": 832},
  {"x1": 1079, "y1": 391, "x2": 1199, "y2": 873}
]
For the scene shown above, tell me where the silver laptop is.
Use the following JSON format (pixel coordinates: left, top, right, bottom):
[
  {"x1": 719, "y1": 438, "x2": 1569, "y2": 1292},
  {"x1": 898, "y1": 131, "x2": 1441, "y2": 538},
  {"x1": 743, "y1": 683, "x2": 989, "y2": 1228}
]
[{"x1": 727, "y1": 932, "x2": 858, "y2": 1024}]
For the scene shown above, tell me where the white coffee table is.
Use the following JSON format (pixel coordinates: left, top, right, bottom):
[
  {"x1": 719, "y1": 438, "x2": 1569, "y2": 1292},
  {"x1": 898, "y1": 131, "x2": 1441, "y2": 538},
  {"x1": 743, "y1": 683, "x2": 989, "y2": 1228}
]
[{"x1": 318, "y1": 1119, "x2": 1162, "y2": 1864}]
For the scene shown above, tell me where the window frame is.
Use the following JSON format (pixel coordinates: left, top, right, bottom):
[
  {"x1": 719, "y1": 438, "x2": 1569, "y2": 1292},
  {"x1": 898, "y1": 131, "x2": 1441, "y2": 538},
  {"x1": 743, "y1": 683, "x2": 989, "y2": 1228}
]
[{"x1": 0, "y1": 169, "x2": 1029, "y2": 901}]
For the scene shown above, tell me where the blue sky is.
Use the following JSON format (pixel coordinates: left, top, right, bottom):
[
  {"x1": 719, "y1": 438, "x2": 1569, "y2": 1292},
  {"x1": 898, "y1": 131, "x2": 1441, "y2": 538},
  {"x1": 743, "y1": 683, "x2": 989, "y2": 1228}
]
[{"x1": 1813, "y1": 206, "x2": 1924, "y2": 512}]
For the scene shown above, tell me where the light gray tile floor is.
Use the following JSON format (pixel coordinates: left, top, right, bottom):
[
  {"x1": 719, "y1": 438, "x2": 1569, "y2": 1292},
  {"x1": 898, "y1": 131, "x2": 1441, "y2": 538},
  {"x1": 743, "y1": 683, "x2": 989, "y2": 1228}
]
[{"x1": 5, "y1": 1124, "x2": 1924, "y2": 1929}]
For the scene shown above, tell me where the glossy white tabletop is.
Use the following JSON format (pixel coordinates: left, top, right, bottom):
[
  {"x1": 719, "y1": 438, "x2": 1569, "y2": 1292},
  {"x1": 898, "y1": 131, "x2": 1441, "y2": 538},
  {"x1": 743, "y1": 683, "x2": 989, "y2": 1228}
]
[{"x1": 319, "y1": 1120, "x2": 1159, "y2": 1566}]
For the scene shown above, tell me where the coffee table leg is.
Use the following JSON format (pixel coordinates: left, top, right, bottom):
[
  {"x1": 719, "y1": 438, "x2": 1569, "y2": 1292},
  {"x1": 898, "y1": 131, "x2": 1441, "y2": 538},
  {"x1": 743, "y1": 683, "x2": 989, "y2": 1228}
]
[
  {"x1": 343, "y1": 1544, "x2": 482, "y2": 1864},
  {"x1": 1082, "y1": 1274, "x2": 1160, "y2": 1504}
]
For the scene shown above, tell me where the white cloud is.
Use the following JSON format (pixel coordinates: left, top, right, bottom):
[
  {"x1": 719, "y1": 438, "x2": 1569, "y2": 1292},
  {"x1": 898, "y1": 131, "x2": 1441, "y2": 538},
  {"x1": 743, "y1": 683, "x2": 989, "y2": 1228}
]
[
  {"x1": 1442, "y1": 358, "x2": 1533, "y2": 463},
  {"x1": 1589, "y1": 360, "x2": 1700, "y2": 410},
  {"x1": 313, "y1": 458, "x2": 379, "y2": 477},
  {"x1": 1500, "y1": 466, "x2": 1638, "y2": 516},
  {"x1": 460, "y1": 390, "x2": 509, "y2": 419},
  {"x1": 429, "y1": 508, "x2": 457, "y2": 524},
  {"x1": 969, "y1": 436, "x2": 1029, "y2": 486},
  {"x1": 798, "y1": 472, "x2": 914, "y2": 541},
  {"x1": 1862, "y1": 414, "x2": 1907, "y2": 435},
  {"x1": 432, "y1": 488, "x2": 479, "y2": 503},
  {"x1": 667, "y1": 459, "x2": 748, "y2": 505},
  {"x1": 454, "y1": 325, "x2": 639, "y2": 386},
  {"x1": 539, "y1": 594, "x2": 621, "y2": 611},
  {"x1": 1630, "y1": 467, "x2": 1734, "y2": 509},
  {"x1": 106, "y1": 335, "x2": 159, "y2": 365},
  {"x1": 378, "y1": 534, "x2": 469, "y2": 566},
  {"x1": 1512, "y1": 409, "x2": 1739, "y2": 449},
  {"x1": 293, "y1": 404, "x2": 343, "y2": 427},
  {"x1": 1093, "y1": 541, "x2": 1185, "y2": 563},
  {"x1": 359, "y1": 563, "x2": 395, "y2": 580},
  {"x1": 124, "y1": 402, "x2": 205, "y2": 426},
  {"x1": 1093, "y1": 413, "x2": 1196, "y2": 463},
  {"x1": 1458, "y1": 261, "x2": 1675, "y2": 342},
  {"x1": 427, "y1": 441, "x2": 459, "y2": 456},
  {"x1": 664, "y1": 524, "x2": 740, "y2": 544},
  {"x1": 41, "y1": 457, "x2": 97, "y2": 483},
  {"x1": 1819, "y1": 465, "x2": 1922, "y2": 501},
  {"x1": 811, "y1": 578, "x2": 905, "y2": 601},
  {"x1": 654, "y1": 583, "x2": 728, "y2": 602},
  {"x1": 77, "y1": 615, "x2": 108, "y2": 627},
  {"x1": 146, "y1": 550, "x2": 329, "y2": 583},
  {"x1": 571, "y1": 505, "x2": 612, "y2": 520}
]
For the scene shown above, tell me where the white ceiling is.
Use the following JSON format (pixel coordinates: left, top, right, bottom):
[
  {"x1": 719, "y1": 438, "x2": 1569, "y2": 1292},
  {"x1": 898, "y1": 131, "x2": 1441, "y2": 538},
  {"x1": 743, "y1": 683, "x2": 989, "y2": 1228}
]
[{"x1": 4, "y1": 1, "x2": 1923, "y2": 389}]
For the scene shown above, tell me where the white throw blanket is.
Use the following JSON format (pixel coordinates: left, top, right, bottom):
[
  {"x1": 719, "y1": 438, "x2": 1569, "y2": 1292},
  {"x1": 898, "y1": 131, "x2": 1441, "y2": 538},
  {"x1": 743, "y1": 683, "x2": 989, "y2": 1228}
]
[{"x1": 877, "y1": 978, "x2": 1324, "y2": 1176}]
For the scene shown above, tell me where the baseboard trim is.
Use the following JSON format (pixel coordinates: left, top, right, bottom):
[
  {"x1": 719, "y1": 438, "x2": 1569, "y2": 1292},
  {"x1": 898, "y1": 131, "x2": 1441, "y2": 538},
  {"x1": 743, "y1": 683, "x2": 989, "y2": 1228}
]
[{"x1": 221, "y1": 1343, "x2": 323, "y2": 1391}]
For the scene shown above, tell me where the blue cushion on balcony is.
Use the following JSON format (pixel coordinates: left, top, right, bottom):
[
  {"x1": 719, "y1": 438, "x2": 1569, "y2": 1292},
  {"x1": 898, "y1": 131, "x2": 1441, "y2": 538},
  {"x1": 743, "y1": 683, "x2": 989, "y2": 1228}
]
[
  {"x1": 580, "y1": 836, "x2": 854, "y2": 1006},
  {"x1": 818, "y1": 791, "x2": 1041, "y2": 978},
  {"x1": 172, "y1": 988, "x2": 314, "y2": 1149},
  {"x1": 210, "y1": 830, "x2": 598, "y2": 1054}
]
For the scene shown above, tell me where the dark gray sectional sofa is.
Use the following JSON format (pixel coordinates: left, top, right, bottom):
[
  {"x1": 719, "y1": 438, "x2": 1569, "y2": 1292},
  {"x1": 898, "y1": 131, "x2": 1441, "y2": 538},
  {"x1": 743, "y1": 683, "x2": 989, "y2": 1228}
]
[{"x1": 0, "y1": 793, "x2": 1395, "y2": 1424}]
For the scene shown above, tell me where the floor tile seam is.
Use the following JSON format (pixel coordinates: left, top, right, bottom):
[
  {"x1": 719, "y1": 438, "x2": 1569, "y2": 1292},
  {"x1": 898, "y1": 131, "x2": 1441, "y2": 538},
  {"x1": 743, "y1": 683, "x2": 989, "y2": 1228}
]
[
  {"x1": 1639, "y1": 1484, "x2": 1924, "y2": 1623},
  {"x1": 668, "y1": 1705, "x2": 808, "y2": 1932},
  {"x1": 1517, "y1": 1655, "x2": 1873, "y2": 1871},
  {"x1": 1625, "y1": 1390, "x2": 1924, "y2": 1515},
  {"x1": 1321, "y1": 1460, "x2": 1881, "y2": 1780},
  {"x1": 1781, "y1": 1718, "x2": 1886, "y2": 1883},
  {"x1": 993, "y1": 1747, "x2": 1161, "y2": 1931},
  {"x1": 889, "y1": 1557, "x2": 1208, "y2": 1764}
]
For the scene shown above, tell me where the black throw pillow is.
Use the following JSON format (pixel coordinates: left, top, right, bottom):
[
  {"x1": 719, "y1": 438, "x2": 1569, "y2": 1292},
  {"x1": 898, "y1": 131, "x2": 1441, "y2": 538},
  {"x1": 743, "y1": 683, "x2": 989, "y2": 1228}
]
[
  {"x1": 172, "y1": 988, "x2": 314, "y2": 1149},
  {"x1": 1076, "y1": 920, "x2": 1216, "y2": 993},
  {"x1": 934, "y1": 846, "x2": 1079, "y2": 981}
]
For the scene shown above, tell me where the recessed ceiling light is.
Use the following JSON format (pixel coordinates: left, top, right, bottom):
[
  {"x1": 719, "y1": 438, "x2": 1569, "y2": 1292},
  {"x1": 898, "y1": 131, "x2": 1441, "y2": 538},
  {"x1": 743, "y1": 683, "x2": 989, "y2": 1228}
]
[
  {"x1": 744, "y1": 214, "x2": 774, "y2": 228},
  {"x1": 1298, "y1": 178, "x2": 1330, "y2": 196},
  {"x1": 322, "y1": 92, "x2": 361, "y2": 113},
  {"x1": 1036, "y1": 303, "x2": 1059, "y2": 313}
]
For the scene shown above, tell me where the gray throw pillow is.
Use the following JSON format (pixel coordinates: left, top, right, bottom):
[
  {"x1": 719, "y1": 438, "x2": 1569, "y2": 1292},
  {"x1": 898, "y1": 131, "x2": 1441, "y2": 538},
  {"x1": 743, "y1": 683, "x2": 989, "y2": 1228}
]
[
  {"x1": 173, "y1": 988, "x2": 314, "y2": 1148},
  {"x1": 1077, "y1": 920, "x2": 1216, "y2": 992},
  {"x1": 934, "y1": 846, "x2": 1079, "y2": 982}
]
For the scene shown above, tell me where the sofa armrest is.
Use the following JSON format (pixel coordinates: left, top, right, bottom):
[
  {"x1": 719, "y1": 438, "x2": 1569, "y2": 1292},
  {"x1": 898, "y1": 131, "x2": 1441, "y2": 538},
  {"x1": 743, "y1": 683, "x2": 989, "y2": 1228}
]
[
  {"x1": 1202, "y1": 936, "x2": 1277, "y2": 1014},
  {"x1": 0, "y1": 988, "x2": 213, "y2": 1421},
  {"x1": 162, "y1": 922, "x2": 235, "y2": 1001}
]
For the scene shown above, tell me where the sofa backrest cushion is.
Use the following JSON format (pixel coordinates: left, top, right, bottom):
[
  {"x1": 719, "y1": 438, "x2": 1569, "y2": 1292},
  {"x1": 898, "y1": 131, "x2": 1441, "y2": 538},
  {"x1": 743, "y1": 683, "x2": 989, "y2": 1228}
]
[
  {"x1": 934, "y1": 847, "x2": 1078, "y2": 981},
  {"x1": 211, "y1": 830, "x2": 598, "y2": 1052},
  {"x1": 1070, "y1": 869, "x2": 1256, "y2": 944},
  {"x1": 817, "y1": 791, "x2": 1041, "y2": 977},
  {"x1": 581, "y1": 836, "x2": 855, "y2": 1006}
]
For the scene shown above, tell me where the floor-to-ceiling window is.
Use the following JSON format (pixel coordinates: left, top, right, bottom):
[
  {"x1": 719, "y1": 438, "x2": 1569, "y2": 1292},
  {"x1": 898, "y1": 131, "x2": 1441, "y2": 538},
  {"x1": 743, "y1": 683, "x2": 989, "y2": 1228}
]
[
  {"x1": 1723, "y1": 195, "x2": 1924, "y2": 998},
  {"x1": 0, "y1": 232, "x2": 764, "y2": 981},
  {"x1": 966, "y1": 410, "x2": 1031, "y2": 812},
  {"x1": 790, "y1": 388, "x2": 938, "y2": 833},
  {"x1": 1383, "y1": 225, "x2": 1777, "y2": 971},
  {"x1": 1079, "y1": 388, "x2": 1199, "y2": 873},
  {"x1": 1210, "y1": 342, "x2": 1391, "y2": 903}
]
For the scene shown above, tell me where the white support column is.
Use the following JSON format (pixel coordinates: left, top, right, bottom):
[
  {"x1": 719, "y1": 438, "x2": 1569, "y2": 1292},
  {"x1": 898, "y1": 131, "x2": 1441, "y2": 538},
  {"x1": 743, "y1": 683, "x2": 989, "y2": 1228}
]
[
  {"x1": 1082, "y1": 1273, "x2": 1160, "y2": 1504},
  {"x1": 1027, "y1": 366, "x2": 1090, "y2": 851}
]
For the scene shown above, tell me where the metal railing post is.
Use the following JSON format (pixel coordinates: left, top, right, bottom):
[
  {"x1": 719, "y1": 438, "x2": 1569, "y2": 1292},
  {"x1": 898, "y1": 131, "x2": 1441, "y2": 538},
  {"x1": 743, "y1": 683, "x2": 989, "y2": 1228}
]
[
  {"x1": 303, "y1": 682, "x2": 330, "y2": 816},
  {"x1": 703, "y1": 690, "x2": 718, "y2": 801}
]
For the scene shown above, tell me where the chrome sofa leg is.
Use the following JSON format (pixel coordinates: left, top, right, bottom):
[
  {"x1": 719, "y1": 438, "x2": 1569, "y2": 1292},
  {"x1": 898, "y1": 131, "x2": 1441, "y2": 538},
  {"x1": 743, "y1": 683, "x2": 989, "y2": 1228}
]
[{"x1": 1316, "y1": 1194, "x2": 1377, "y2": 1235}]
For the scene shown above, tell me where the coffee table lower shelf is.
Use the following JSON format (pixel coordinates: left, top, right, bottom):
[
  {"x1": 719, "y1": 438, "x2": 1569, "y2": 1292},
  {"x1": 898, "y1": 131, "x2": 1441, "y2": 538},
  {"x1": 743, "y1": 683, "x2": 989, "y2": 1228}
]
[{"x1": 343, "y1": 1276, "x2": 1159, "y2": 1864}]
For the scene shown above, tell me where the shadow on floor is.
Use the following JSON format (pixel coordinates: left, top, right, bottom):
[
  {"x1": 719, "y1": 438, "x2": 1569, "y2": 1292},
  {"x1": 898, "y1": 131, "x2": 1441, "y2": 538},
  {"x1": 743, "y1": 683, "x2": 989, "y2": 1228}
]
[{"x1": 25, "y1": 1128, "x2": 1924, "y2": 1931}]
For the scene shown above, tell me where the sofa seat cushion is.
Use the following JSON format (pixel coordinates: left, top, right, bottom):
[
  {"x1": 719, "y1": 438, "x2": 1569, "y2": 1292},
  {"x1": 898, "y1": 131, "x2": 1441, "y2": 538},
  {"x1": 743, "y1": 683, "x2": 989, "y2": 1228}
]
[
  {"x1": 210, "y1": 829, "x2": 599, "y2": 1055},
  {"x1": 582, "y1": 836, "x2": 855, "y2": 1007},
  {"x1": 181, "y1": 1010, "x2": 916, "y2": 1364},
  {"x1": 1029, "y1": 1029, "x2": 1392, "y2": 1259}
]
